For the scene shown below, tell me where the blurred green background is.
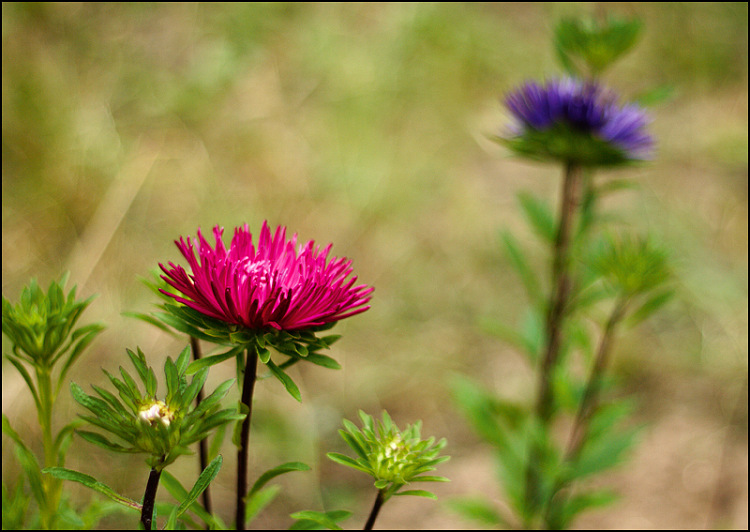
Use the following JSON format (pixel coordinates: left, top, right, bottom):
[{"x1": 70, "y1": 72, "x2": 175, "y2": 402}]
[{"x1": 2, "y1": 2, "x2": 747, "y2": 529}]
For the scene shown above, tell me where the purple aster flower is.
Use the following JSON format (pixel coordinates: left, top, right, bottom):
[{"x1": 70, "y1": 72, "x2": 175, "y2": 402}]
[
  {"x1": 502, "y1": 77, "x2": 653, "y2": 165},
  {"x1": 159, "y1": 222, "x2": 373, "y2": 332}
]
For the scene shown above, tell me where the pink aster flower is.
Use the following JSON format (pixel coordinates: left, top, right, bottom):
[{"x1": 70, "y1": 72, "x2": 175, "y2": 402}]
[{"x1": 159, "y1": 222, "x2": 373, "y2": 331}]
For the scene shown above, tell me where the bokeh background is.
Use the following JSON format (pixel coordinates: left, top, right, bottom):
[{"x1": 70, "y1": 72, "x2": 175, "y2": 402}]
[{"x1": 2, "y1": 2, "x2": 747, "y2": 529}]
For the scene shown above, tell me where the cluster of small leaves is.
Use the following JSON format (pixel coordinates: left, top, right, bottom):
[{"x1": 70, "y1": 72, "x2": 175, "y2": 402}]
[
  {"x1": 2, "y1": 275, "x2": 104, "y2": 390},
  {"x1": 589, "y1": 235, "x2": 669, "y2": 294},
  {"x1": 554, "y1": 15, "x2": 643, "y2": 77},
  {"x1": 71, "y1": 346, "x2": 243, "y2": 470},
  {"x1": 328, "y1": 411, "x2": 449, "y2": 501},
  {"x1": 130, "y1": 273, "x2": 343, "y2": 402}
]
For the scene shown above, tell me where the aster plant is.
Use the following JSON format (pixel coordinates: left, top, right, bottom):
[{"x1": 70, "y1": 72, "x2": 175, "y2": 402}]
[
  {"x1": 154, "y1": 221, "x2": 373, "y2": 529},
  {"x1": 2, "y1": 275, "x2": 104, "y2": 529},
  {"x1": 45, "y1": 345, "x2": 242, "y2": 530},
  {"x1": 454, "y1": 13, "x2": 673, "y2": 530},
  {"x1": 326, "y1": 411, "x2": 449, "y2": 530}
]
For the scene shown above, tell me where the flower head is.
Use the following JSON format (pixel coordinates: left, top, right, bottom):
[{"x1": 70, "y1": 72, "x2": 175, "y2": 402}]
[
  {"x1": 501, "y1": 77, "x2": 653, "y2": 166},
  {"x1": 71, "y1": 346, "x2": 242, "y2": 470},
  {"x1": 328, "y1": 410, "x2": 449, "y2": 500},
  {"x1": 159, "y1": 222, "x2": 372, "y2": 332}
]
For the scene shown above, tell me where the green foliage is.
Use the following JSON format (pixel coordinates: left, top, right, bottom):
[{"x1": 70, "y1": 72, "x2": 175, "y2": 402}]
[
  {"x1": 2, "y1": 275, "x2": 105, "y2": 400},
  {"x1": 289, "y1": 510, "x2": 352, "y2": 530},
  {"x1": 70, "y1": 346, "x2": 243, "y2": 470},
  {"x1": 2, "y1": 275, "x2": 103, "y2": 370},
  {"x1": 41, "y1": 468, "x2": 142, "y2": 512},
  {"x1": 327, "y1": 410, "x2": 449, "y2": 502},
  {"x1": 554, "y1": 15, "x2": 643, "y2": 76},
  {"x1": 164, "y1": 456, "x2": 224, "y2": 530}
]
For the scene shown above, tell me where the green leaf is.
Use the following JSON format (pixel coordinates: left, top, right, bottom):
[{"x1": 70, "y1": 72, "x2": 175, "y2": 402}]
[
  {"x1": 122, "y1": 311, "x2": 179, "y2": 336},
  {"x1": 75, "y1": 430, "x2": 135, "y2": 453},
  {"x1": 257, "y1": 347, "x2": 271, "y2": 364},
  {"x1": 265, "y1": 359, "x2": 301, "y2": 402},
  {"x1": 245, "y1": 485, "x2": 280, "y2": 524},
  {"x1": 339, "y1": 430, "x2": 368, "y2": 461},
  {"x1": 7, "y1": 437, "x2": 46, "y2": 510},
  {"x1": 208, "y1": 424, "x2": 227, "y2": 462},
  {"x1": 289, "y1": 510, "x2": 351, "y2": 530},
  {"x1": 185, "y1": 348, "x2": 238, "y2": 375},
  {"x1": 57, "y1": 324, "x2": 104, "y2": 386},
  {"x1": 302, "y1": 352, "x2": 341, "y2": 369},
  {"x1": 125, "y1": 348, "x2": 150, "y2": 388},
  {"x1": 412, "y1": 475, "x2": 450, "y2": 483},
  {"x1": 42, "y1": 467, "x2": 141, "y2": 511},
  {"x1": 326, "y1": 453, "x2": 371, "y2": 474},
  {"x1": 627, "y1": 289, "x2": 674, "y2": 327},
  {"x1": 500, "y1": 231, "x2": 542, "y2": 305},
  {"x1": 393, "y1": 489, "x2": 437, "y2": 499},
  {"x1": 571, "y1": 425, "x2": 638, "y2": 480},
  {"x1": 2, "y1": 477, "x2": 31, "y2": 530},
  {"x1": 160, "y1": 472, "x2": 224, "y2": 530},
  {"x1": 550, "y1": 489, "x2": 619, "y2": 529},
  {"x1": 4, "y1": 355, "x2": 41, "y2": 412},
  {"x1": 447, "y1": 496, "x2": 509, "y2": 527},
  {"x1": 517, "y1": 191, "x2": 556, "y2": 243},
  {"x1": 248, "y1": 462, "x2": 310, "y2": 499},
  {"x1": 173, "y1": 455, "x2": 223, "y2": 520}
]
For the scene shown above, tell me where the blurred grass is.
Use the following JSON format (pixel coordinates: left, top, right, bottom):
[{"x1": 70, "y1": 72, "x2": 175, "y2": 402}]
[{"x1": 2, "y1": 3, "x2": 747, "y2": 529}]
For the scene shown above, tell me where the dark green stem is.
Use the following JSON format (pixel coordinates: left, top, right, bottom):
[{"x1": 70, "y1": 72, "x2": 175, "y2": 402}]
[
  {"x1": 190, "y1": 336, "x2": 213, "y2": 525},
  {"x1": 141, "y1": 467, "x2": 162, "y2": 531},
  {"x1": 363, "y1": 489, "x2": 387, "y2": 530},
  {"x1": 524, "y1": 162, "x2": 583, "y2": 524},
  {"x1": 235, "y1": 346, "x2": 259, "y2": 531}
]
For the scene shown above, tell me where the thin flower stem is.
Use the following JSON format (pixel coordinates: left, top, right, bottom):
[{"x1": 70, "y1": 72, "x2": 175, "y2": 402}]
[
  {"x1": 565, "y1": 299, "x2": 627, "y2": 459},
  {"x1": 543, "y1": 298, "x2": 627, "y2": 528},
  {"x1": 190, "y1": 336, "x2": 213, "y2": 525},
  {"x1": 363, "y1": 489, "x2": 386, "y2": 530},
  {"x1": 141, "y1": 467, "x2": 162, "y2": 531},
  {"x1": 235, "y1": 346, "x2": 259, "y2": 531},
  {"x1": 524, "y1": 162, "x2": 583, "y2": 524}
]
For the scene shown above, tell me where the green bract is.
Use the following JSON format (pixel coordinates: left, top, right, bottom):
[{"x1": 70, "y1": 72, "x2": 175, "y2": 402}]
[
  {"x1": 327, "y1": 410, "x2": 449, "y2": 501},
  {"x1": 71, "y1": 346, "x2": 244, "y2": 470},
  {"x1": 2, "y1": 274, "x2": 104, "y2": 374}
]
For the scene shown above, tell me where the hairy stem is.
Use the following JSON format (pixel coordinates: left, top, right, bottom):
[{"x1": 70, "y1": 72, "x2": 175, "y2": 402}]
[
  {"x1": 235, "y1": 346, "x2": 259, "y2": 531},
  {"x1": 363, "y1": 489, "x2": 387, "y2": 530},
  {"x1": 190, "y1": 336, "x2": 213, "y2": 524},
  {"x1": 141, "y1": 467, "x2": 162, "y2": 531}
]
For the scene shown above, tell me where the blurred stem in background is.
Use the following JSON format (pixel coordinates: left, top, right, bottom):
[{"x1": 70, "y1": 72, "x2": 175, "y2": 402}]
[{"x1": 524, "y1": 162, "x2": 582, "y2": 523}]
